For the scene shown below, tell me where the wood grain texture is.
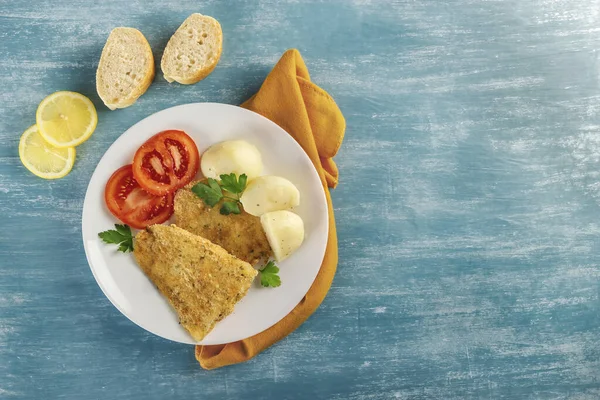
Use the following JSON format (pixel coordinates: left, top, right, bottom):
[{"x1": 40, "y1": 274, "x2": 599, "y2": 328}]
[{"x1": 1, "y1": 0, "x2": 600, "y2": 398}]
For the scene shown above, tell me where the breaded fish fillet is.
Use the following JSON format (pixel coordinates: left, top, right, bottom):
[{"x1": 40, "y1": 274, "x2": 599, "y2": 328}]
[
  {"x1": 174, "y1": 180, "x2": 272, "y2": 265},
  {"x1": 134, "y1": 224, "x2": 257, "y2": 341}
]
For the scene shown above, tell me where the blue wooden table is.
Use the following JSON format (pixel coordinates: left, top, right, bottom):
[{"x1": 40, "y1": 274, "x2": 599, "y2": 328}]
[{"x1": 2, "y1": 1, "x2": 600, "y2": 398}]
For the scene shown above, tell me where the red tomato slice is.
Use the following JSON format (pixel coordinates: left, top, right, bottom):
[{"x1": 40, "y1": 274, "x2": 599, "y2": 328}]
[
  {"x1": 104, "y1": 165, "x2": 174, "y2": 229},
  {"x1": 132, "y1": 130, "x2": 200, "y2": 196}
]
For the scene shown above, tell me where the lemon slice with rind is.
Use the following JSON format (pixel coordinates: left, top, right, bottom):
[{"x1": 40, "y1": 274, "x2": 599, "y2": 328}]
[
  {"x1": 36, "y1": 91, "x2": 97, "y2": 148},
  {"x1": 19, "y1": 125, "x2": 76, "y2": 179}
]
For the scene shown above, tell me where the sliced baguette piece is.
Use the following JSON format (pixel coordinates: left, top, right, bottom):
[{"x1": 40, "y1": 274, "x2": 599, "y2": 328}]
[
  {"x1": 96, "y1": 27, "x2": 155, "y2": 110},
  {"x1": 161, "y1": 14, "x2": 223, "y2": 84}
]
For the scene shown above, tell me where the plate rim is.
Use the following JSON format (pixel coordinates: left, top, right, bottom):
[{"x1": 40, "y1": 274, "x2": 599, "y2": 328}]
[{"x1": 81, "y1": 102, "x2": 329, "y2": 345}]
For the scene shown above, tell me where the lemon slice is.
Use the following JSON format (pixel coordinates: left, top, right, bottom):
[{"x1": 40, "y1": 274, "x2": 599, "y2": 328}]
[
  {"x1": 36, "y1": 91, "x2": 97, "y2": 148},
  {"x1": 19, "y1": 125, "x2": 76, "y2": 179}
]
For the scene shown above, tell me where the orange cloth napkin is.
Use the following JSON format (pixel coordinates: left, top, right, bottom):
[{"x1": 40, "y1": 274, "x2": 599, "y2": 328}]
[{"x1": 195, "y1": 49, "x2": 346, "y2": 369}]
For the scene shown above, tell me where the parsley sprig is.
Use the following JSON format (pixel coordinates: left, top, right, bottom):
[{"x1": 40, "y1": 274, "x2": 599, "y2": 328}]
[
  {"x1": 98, "y1": 224, "x2": 134, "y2": 252},
  {"x1": 192, "y1": 173, "x2": 248, "y2": 215},
  {"x1": 259, "y1": 261, "x2": 281, "y2": 288}
]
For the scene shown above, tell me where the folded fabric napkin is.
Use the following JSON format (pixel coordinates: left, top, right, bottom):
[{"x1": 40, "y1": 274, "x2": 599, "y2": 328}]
[{"x1": 195, "y1": 49, "x2": 346, "y2": 369}]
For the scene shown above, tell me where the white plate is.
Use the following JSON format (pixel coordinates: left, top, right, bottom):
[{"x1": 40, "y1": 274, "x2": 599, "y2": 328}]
[{"x1": 82, "y1": 103, "x2": 328, "y2": 345}]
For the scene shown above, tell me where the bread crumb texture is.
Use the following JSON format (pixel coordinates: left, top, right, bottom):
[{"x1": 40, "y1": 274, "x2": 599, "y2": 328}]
[
  {"x1": 96, "y1": 27, "x2": 154, "y2": 110},
  {"x1": 161, "y1": 14, "x2": 223, "y2": 84}
]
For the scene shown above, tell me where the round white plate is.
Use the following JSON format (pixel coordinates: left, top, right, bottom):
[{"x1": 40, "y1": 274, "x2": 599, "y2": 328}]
[{"x1": 82, "y1": 103, "x2": 328, "y2": 345}]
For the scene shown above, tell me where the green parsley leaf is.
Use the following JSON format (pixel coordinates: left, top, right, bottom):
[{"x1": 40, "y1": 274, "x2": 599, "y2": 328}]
[
  {"x1": 192, "y1": 179, "x2": 223, "y2": 207},
  {"x1": 260, "y1": 261, "x2": 281, "y2": 288},
  {"x1": 98, "y1": 224, "x2": 134, "y2": 253},
  {"x1": 220, "y1": 201, "x2": 241, "y2": 215},
  {"x1": 208, "y1": 178, "x2": 222, "y2": 194},
  {"x1": 238, "y1": 174, "x2": 248, "y2": 191},
  {"x1": 118, "y1": 242, "x2": 131, "y2": 253},
  {"x1": 115, "y1": 224, "x2": 131, "y2": 237},
  {"x1": 192, "y1": 174, "x2": 248, "y2": 214},
  {"x1": 98, "y1": 229, "x2": 122, "y2": 243},
  {"x1": 220, "y1": 173, "x2": 248, "y2": 194}
]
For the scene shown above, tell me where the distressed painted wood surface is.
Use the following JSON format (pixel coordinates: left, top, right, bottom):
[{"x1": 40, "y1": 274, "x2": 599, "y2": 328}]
[{"x1": 1, "y1": 0, "x2": 600, "y2": 398}]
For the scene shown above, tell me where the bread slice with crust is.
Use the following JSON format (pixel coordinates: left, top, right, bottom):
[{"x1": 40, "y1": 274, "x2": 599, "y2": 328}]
[
  {"x1": 96, "y1": 27, "x2": 155, "y2": 110},
  {"x1": 161, "y1": 14, "x2": 223, "y2": 84}
]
